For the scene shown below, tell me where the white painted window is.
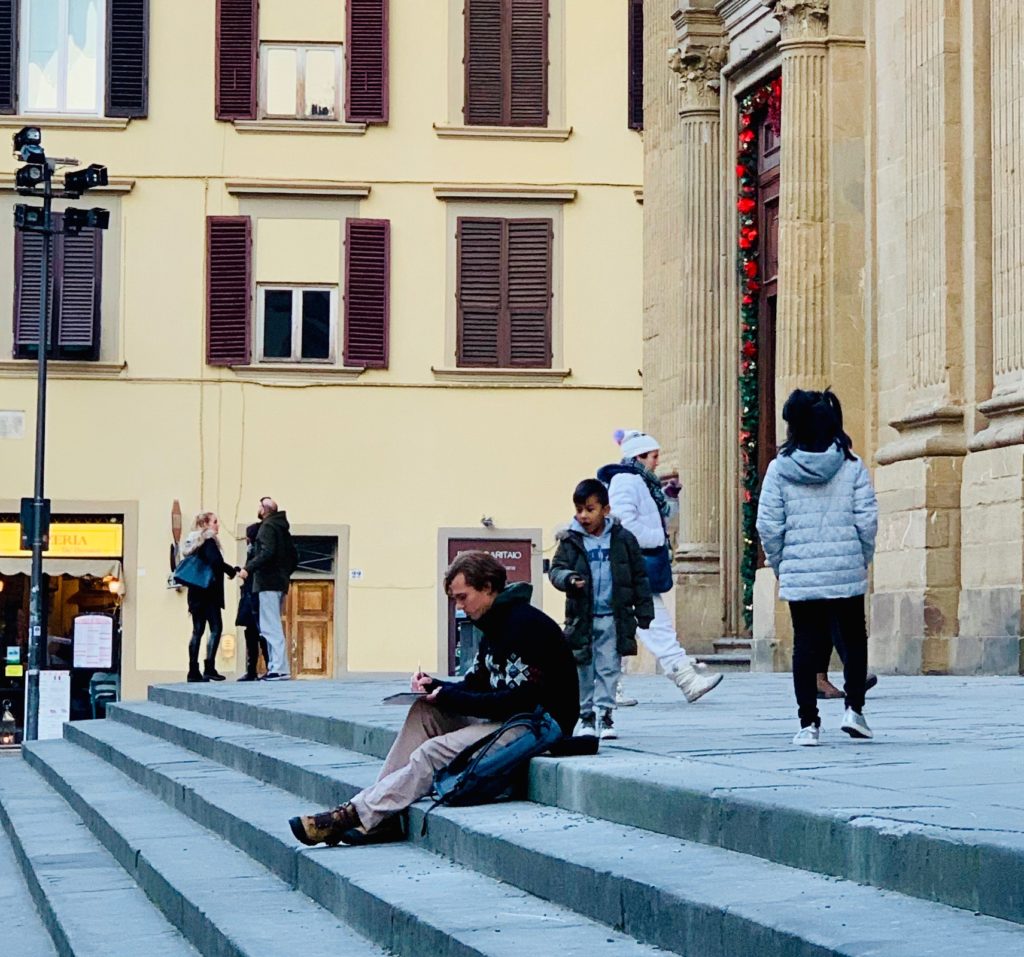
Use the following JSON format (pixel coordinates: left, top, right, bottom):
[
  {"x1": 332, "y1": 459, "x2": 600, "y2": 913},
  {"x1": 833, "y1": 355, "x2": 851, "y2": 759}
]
[
  {"x1": 257, "y1": 286, "x2": 337, "y2": 363},
  {"x1": 22, "y1": 0, "x2": 105, "y2": 115},
  {"x1": 260, "y1": 44, "x2": 342, "y2": 120}
]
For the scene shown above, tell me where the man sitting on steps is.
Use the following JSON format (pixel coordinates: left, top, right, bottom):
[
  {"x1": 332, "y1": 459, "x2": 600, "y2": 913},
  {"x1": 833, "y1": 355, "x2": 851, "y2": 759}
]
[{"x1": 289, "y1": 551, "x2": 580, "y2": 847}]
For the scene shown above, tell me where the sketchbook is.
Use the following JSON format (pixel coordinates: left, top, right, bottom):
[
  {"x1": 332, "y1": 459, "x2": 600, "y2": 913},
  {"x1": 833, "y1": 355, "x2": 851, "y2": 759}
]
[{"x1": 381, "y1": 692, "x2": 427, "y2": 705}]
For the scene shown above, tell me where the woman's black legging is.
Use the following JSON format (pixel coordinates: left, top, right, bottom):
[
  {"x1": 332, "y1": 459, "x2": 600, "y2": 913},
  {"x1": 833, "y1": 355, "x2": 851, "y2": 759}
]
[
  {"x1": 189, "y1": 607, "x2": 223, "y2": 671},
  {"x1": 790, "y1": 595, "x2": 868, "y2": 728}
]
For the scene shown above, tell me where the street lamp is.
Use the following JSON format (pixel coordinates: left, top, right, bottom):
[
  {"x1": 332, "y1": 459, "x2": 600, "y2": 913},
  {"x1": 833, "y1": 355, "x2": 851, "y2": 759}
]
[{"x1": 12, "y1": 127, "x2": 109, "y2": 742}]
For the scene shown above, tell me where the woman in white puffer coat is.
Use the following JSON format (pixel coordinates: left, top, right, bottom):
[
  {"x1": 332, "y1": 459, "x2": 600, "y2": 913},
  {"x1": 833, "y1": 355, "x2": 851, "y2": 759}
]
[
  {"x1": 598, "y1": 430, "x2": 723, "y2": 703},
  {"x1": 756, "y1": 389, "x2": 878, "y2": 747}
]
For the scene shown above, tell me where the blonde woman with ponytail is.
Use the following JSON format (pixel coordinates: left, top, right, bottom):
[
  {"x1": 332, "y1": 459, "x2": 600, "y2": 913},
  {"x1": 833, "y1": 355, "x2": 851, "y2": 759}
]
[{"x1": 180, "y1": 512, "x2": 239, "y2": 682}]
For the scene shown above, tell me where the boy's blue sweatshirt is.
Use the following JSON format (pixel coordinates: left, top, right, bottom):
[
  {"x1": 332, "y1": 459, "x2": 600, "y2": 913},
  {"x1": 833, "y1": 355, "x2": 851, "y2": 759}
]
[{"x1": 571, "y1": 517, "x2": 613, "y2": 616}]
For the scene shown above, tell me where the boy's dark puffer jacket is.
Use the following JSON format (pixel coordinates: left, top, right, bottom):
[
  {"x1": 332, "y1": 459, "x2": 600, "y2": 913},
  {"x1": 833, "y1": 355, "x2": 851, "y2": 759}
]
[{"x1": 549, "y1": 519, "x2": 654, "y2": 665}]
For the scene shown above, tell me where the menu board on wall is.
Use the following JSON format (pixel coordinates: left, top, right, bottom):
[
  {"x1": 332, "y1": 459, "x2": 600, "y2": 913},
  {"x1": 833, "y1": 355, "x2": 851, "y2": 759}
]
[
  {"x1": 37, "y1": 670, "x2": 71, "y2": 740},
  {"x1": 73, "y1": 615, "x2": 114, "y2": 669}
]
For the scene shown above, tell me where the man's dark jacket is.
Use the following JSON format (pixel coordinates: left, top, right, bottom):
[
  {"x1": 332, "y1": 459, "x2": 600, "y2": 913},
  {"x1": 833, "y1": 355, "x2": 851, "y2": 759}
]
[
  {"x1": 245, "y1": 511, "x2": 294, "y2": 593},
  {"x1": 433, "y1": 583, "x2": 580, "y2": 736},
  {"x1": 548, "y1": 518, "x2": 654, "y2": 665}
]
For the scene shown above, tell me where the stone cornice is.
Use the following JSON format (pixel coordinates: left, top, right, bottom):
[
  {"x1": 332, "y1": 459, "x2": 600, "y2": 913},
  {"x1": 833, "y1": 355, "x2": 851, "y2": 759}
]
[{"x1": 773, "y1": 0, "x2": 829, "y2": 41}]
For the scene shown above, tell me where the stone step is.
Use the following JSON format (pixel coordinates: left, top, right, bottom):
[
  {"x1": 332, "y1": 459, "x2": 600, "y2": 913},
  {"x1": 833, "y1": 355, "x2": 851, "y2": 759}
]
[
  {"x1": 19, "y1": 739, "x2": 390, "y2": 957},
  {"x1": 0, "y1": 778, "x2": 59, "y2": 957},
  {"x1": 692, "y1": 652, "x2": 751, "y2": 672},
  {"x1": 713, "y1": 638, "x2": 752, "y2": 653},
  {"x1": 0, "y1": 758, "x2": 197, "y2": 957},
  {"x1": 99, "y1": 700, "x2": 1024, "y2": 957},
  {"x1": 61, "y1": 716, "x2": 665, "y2": 957},
  {"x1": 146, "y1": 683, "x2": 1024, "y2": 926}
]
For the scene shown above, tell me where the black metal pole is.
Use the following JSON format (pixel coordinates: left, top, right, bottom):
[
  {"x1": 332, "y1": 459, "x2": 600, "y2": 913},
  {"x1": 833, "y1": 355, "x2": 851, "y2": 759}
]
[{"x1": 24, "y1": 164, "x2": 52, "y2": 743}]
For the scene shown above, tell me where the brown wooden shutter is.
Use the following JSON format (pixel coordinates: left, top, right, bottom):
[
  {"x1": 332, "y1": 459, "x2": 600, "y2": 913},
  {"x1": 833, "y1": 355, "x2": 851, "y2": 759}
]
[
  {"x1": 106, "y1": 0, "x2": 149, "y2": 118},
  {"x1": 464, "y1": 0, "x2": 504, "y2": 126},
  {"x1": 627, "y1": 0, "x2": 643, "y2": 130},
  {"x1": 506, "y1": 218, "x2": 551, "y2": 366},
  {"x1": 215, "y1": 0, "x2": 257, "y2": 120},
  {"x1": 508, "y1": 0, "x2": 547, "y2": 127},
  {"x1": 0, "y1": 0, "x2": 16, "y2": 115},
  {"x1": 344, "y1": 218, "x2": 390, "y2": 368},
  {"x1": 55, "y1": 226, "x2": 102, "y2": 358},
  {"x1": 457, "y1": 218, "x2": 503, "y2": 366},
  {"x1": 346, "y1": 0, "x2": 388, "y2": 123},
  {"x1": 206, "y1": 216, "x2": 251, "y2": 366},
  {"x1": 13, "y1": 230, "x2": 53, "y2": 358}
]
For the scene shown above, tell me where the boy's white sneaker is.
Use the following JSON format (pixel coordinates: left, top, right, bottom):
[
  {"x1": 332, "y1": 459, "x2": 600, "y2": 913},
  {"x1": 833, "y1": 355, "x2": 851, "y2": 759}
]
[
  {"x1": 792, "y1": 724, "x2": 821, "y2": 746},
  {"x1": 577, "y1": 713, "x2": 597, "y2": 737},
  {"x1": 840, "y1": 708, "x2": 873, "y2": 739},
  {"x1": 599, "y1": 709, "x2": 618, "y2": 740},
  {"x1": 614, "y1": 682, "x2": 638, "y2": 708}
]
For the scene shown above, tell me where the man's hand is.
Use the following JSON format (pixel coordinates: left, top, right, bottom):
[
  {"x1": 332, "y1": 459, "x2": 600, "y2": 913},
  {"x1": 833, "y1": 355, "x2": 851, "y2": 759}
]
[
  {"x1": 569, "y1": 575, "x2": 586, "y2": 590},
  {"x1": 410, "y1": 670, "x2": 433, "y2": 693},
  {"x1": 424, "y1": 685, "x2": 442, "y2": 702},
  {"x1": 238, "y1": 569, "x2": 248, "y2": 581}
]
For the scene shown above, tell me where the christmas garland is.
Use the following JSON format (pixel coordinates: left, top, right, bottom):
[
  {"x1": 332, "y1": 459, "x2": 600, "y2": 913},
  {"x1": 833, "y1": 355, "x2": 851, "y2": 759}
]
[{"x1": 736, "y1": 76, "x2": 781, "y2": 629}]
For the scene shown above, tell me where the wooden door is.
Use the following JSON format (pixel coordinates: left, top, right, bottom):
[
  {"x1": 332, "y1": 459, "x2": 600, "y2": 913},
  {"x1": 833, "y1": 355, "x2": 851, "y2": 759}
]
[
  {"x1": 445, "y1": 538, "x2": 532, "y2": 675},
  {"x1": 284, "y1": 580, "x2": 334, "y2": 678}
]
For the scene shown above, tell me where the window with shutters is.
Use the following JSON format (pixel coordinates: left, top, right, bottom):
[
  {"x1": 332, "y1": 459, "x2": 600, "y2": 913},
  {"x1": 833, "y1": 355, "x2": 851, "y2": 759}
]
[
  {"x1": 257, "y1": 286, "x2": 337, "y2": 362},
  {"x1": 464, "y1": 0, "x2": 548, "y2": 128},
  {"x1": 206, "y1": 212, "x2": 389, "y2": 370},
  {"x1": 456, "y1": 216, "x2": 552, "y2": 368},
  {"x1": 9, "y1": 0, "x2": 149, "y2": 117},
  {"x1": 260, "y1": 44, "x2": 341, "y2": 120},
  {"x1": 218, "y1": 0, "x2": 387, "y2": 124},
  {"x1": 12, "y1": 212, "x2": 103, "y2": 361}
]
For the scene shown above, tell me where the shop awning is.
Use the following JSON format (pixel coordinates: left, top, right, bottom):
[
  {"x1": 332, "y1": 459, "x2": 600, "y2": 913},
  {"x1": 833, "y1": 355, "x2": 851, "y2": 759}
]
[{"x1": 0, "y1": 558, "x2": 121, "y2": 578}]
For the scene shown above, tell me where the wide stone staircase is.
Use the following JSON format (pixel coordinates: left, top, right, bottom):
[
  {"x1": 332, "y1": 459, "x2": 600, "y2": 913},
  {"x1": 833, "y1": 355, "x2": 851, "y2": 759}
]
[{"x1": 2, "y1": 681, "x2": 1023, "y2": 957}]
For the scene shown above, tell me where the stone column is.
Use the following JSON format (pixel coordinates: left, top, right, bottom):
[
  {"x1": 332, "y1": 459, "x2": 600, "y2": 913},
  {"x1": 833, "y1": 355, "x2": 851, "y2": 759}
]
[
  {"x1": 871, "y1": 0, "x2": 967, "y2": 674},
  {"x1": 773, "y1": 0, "x2": 831, "y2": 408},
  {"x1": 667, "y1": 8, "x2": 727, "y2": 652},
  {"x1": 958, "y1": 0, "x2": 1023, "y2": 674}
]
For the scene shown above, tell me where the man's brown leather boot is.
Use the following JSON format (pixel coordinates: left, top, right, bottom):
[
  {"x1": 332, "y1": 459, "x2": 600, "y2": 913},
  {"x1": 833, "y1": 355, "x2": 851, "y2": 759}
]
[{"x1": 289, "y1": 802, "x2": 361, "y2": 846}]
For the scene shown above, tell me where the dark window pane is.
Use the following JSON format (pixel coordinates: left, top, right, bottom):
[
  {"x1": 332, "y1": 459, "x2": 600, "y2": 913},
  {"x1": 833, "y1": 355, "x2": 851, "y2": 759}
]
[
  {"x1": 293, "y1": 535, "x2": 335, "y2": 574},
  {"x1": 301, "y1": 289, "x2": 331, "y2": 359},
  {"x1": 263, "y1": 289, "x2": 293, "y2": 358}
]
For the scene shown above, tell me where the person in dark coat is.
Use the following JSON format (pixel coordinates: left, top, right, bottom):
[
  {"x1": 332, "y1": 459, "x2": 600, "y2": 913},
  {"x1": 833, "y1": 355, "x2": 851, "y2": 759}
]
[
  {"x1": 180, "y1": 512, "x2": 238, "y2": 682},
  {"x1": 238, "y1": 497, "x2": 296, "y2": 681},
  {"x1": 236, "y1": 521, "x2": 269, "y2": 681},
  {"x1": 549, "y1": 478, "x2": 654, "y2": 740},
  {"x1": 289, "y1": 551, "x2": 579, "y2": 848}
]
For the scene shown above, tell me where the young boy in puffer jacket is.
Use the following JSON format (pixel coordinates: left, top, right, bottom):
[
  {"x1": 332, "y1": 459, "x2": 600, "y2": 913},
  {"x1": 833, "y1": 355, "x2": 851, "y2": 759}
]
[{"x1": 549, "y1": 479, "x2": 654, "y2": 740}]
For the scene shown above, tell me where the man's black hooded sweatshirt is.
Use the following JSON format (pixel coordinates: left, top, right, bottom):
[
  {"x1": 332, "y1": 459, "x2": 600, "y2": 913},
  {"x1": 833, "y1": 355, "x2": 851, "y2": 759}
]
[{"x1": 433, "y1": 582, "x2": 580, "y2": 736}]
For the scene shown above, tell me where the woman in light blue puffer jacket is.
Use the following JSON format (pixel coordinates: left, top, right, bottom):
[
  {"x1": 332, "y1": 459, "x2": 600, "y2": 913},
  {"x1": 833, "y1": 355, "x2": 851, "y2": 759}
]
[{"x1": 756, "y1": 389, "x2": 878, "y2": 746}]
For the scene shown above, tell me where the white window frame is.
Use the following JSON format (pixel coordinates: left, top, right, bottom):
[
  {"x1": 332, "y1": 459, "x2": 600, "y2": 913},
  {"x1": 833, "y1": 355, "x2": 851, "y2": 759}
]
[
  {"x1": 258, "y1": 43, "x2": 343, "y2": 121},
  {"x1": 256, "y1": 284, "x2": 338, "y2": 364},
  {"x1": 20, "y1": 0, "x2": 106, "y2": 116}
]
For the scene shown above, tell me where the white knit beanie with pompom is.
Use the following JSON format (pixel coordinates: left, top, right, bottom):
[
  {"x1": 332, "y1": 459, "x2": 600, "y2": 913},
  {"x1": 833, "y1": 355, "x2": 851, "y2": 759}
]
[{"x1": 614, "y1": 429, "x2": 660, "y2": 459}]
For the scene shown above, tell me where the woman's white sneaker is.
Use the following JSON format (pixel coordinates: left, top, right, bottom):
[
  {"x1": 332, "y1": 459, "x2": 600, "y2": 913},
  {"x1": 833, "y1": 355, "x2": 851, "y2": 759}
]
[
  {"x1": 792, "y1": 724, "x2": 821, "y2": 746},
  {"x1": 840, "y1": 708, "x2": 873, "y2": 739}
]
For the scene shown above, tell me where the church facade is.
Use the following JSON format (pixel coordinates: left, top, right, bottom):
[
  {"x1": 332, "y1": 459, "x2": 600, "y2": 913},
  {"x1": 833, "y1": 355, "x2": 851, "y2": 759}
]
[{"x1": 644, "y1": 0, "x2": 1024, "y2": 674}]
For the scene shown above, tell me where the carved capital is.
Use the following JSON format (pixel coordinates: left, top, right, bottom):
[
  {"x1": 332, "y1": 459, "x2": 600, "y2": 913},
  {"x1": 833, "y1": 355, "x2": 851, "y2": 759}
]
[
  {"x1": 668, "y1": 41, "x2": 727, "y2": 109},
  {"x1": 772, "y1": 0, "x2": 829, "y2": 41}
]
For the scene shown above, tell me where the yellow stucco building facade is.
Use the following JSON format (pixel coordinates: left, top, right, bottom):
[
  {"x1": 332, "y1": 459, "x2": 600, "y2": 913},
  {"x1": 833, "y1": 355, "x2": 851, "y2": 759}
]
[{"x1": 0, "y1": 0, "x2": 643, "y2": 721}]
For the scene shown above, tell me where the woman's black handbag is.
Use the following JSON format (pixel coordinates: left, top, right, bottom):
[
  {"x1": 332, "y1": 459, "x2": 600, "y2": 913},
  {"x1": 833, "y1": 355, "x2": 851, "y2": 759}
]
[
  {"x1": 642, "y1": 544, "x2": 674, "y2": 594},
  {"x1": 173, "y1": 553, "x2": 214, "y2": 589}
]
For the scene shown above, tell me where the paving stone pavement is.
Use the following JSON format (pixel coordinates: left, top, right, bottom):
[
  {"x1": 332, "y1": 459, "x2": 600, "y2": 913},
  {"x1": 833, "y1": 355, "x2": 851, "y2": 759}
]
[{"x1": 168, "y1": 670, "x2": 1024, "y2": 824}]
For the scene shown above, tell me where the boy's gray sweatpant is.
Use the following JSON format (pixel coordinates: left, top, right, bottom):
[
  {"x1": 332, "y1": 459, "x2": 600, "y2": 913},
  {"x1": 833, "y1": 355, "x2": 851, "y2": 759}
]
[{"x1": 577, "y1": 614, "x2": 621, "y2": 715}]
